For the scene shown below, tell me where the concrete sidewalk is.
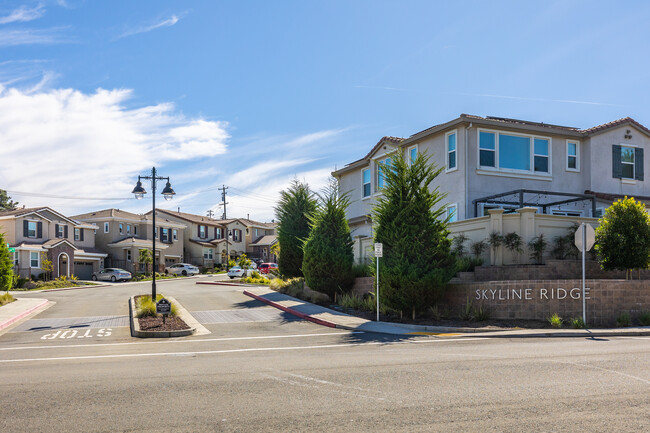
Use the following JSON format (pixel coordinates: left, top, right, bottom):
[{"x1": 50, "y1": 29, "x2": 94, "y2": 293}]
[
  {"x1": 0, "y1": 298, "x2": 51, "y2": 332},
  {"x1": 244, "y1": 286, "x2": 650, "y2": 338}
]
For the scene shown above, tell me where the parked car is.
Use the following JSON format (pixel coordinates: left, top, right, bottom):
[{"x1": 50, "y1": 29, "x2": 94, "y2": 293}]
[
  {"x1": 227, "y1": 266, "x2": 250, "y2": 279},
  {"x1": 92, "y1": 268, "x2": 132, "y2": 282},
  {"x1": 165, "y1": 263, "x2": 200, "y2": 276},
  {"x1": 258, "y1": 263, "x2": 279, "y2": 275}
]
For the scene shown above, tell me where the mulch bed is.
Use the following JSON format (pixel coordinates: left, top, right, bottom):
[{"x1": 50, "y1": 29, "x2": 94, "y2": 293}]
[{"x1": 138, "y1": 316, "x2": 190, "y2": 332}]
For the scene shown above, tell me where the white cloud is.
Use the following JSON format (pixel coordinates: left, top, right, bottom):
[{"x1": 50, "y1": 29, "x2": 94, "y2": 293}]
[
  {"x1": 0, "y1": 27, "x2": 72, "y2": 46},
  {"x1": 228, "y1": 158, "x2": 317, "y2": 190},
  {"x1": 117, "y1": 15, "x2": 181, "y2": 39},
  {"x1": 0, "y1": 4, "x2": 46, "y2": 24},
  {"x1": 0, "y1": 86, "x2": 229, "y2": 211}
]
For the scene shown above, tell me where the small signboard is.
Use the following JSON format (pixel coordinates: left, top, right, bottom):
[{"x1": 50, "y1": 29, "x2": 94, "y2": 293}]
[
  {"x1": 156, "y1": 298, "x2": 171, "y2": 315},
  {"x1": 574, "y1": 223, "x2": 595, "y2": 251},
  {"x1": 374, "y1": 243, "x2": 383, "y2": 258},
  {"x1": 8, "y1": 247, "x2": 15, "y2": 252}
]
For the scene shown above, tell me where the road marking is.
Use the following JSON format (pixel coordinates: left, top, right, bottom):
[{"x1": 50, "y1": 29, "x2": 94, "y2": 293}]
[
  {"x1": 40, "y1": 328, "x2": 112, "y2": 340},
  {"x1": 0, "y1": 331, "x2": 363, "y2": 351},
  {"x1": 261, "y1": 373, "x2": 390, "y2": 402},
  {"x1": 548, "y1": 359, "x2": 650, "y2": 385},
  {"x1": 0, "y1": 337, "x2": 485, "y2": 363}
]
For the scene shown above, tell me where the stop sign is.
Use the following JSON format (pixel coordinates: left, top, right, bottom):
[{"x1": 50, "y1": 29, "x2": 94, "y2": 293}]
[{"x1": 574, "y1": 223, "x2": 595, "y2": 251}]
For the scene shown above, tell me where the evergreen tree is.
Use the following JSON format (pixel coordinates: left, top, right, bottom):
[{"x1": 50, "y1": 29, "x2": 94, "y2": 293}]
[
  {"x1": 302, "y1": 179, "x2": 354, "y2": 298},
  {"x1": 275, "y1": 179, "x2": 317, "y2": 277},
  {"x1": 373, "y1": 151, "x2": 456, "y2": 319},
  {"x1": 0, "y1": 189, "x2": 18, "y2": 210},
  {"x1": 0, "y1": 232, "x2": 13, "y2": 291},
  {"x1": 595, "y1": 196, "x2": 650, "y2": 278}
]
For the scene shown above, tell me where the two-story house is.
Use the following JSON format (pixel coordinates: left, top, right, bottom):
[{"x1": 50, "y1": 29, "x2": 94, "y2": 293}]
[
  {"x1": 238, "y1": 218, "x2": 277, "y2": 262},
  {"x1": 0, "y1": 207, "x2": 107, "y2": 279},
  {"x1": 153, "y1": 209, "x2": 229, "y2": 267},
  {"x1": 334, "y1": 114, "x2": 650, "y2": 263},
  {"x1": 72, "y1": 209, "x2": 185, "y2": 273}
]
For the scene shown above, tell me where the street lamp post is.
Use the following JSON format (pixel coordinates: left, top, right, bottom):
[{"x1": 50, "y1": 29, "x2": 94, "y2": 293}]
[{"x1": 132, "y1": 167, "x2": 175, "y2": 301}]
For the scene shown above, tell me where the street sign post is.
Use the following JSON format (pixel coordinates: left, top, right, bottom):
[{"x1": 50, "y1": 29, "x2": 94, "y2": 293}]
[
  {"x1": 156, "y1": 298, "x2": 171, "y2": 324},
  {"x1": 374, "y1": 243, "x2": 383, "y2": 322},
  {"x1": 574, "y1": 223, "x2": 595, "y2": 326}
]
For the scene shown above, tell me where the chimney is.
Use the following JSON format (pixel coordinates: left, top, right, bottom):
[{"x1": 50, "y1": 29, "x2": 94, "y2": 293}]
[
  {"x1": 177, "y1": 207, "x2": 180, "y2": 213},
  {"x1": 247, "y1": 213, "x2": 250, "y2": 219}
]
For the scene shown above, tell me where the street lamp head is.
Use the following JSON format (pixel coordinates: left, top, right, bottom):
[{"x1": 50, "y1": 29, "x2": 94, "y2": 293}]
[
  {"x1": 161, "y1": 181, "x2": 176, "y2": 201},
  {"x1": 132, "y1": 180, "x2": 146, "y2": 199}
]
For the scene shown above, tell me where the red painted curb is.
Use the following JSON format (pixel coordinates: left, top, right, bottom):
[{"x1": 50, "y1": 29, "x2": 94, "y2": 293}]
[
  {"x1": 0, "y1": 299, "x2": 49, "y2": 331},
  {"x1": 243, "y1": 290, "x2": 336, "y2": 329}
]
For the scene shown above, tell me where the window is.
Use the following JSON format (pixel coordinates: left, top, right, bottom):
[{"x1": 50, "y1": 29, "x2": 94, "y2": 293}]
[
  {"x1": 408, "y1": 146, "x2": 418, "y2": 165},
  {"x1": 119, "y1": 223, "x2": 124, "y2": 235},
  {"x1": 30, "y1": 252, "x2": 39, "y2": 268},
  {"x1": 233, "y1": 229, "x2": 242, "y2": 242},
  {"x1": 376, "y1": 157, "x2": 391, "y2": 189},
  {"x1": 255, "y1": 228, "x2": 259, "y2": 237},
  {"x1": 362, "y1": 169, "x2": 371, "y2": 197},
  {"x1": 479, "y1": 130, "x2": 551, "y2": 174},
  {"x1": 104, "y1": 222, "x2": 109, "y2": 233},
  {"x1": 446, "y1": 204, "x2": 458, "y2": 223},
  {"x1": 621, "y1": 146, "x2": 635, "y2": 179},
  {"x1": 13, "y1": 251, "x2": 18, "y2": 266},
  {"x1": 126, "y1": 250, "x2": 132, "y2": 261},
  {"x1": 199, "y1": 225, "x2": 206, "y2": 238},
  {"x1": 567, "y1": 140, "x2": 579, "y2": 171},
  {"x1": 134, "y1": 226, "x2": 137, "y2": 236},
  {"x1": 216, "y1": 228, "x2": 222, "y2": 239},
  {"x1": 27, "y1": 221, "x2": 37, "y2": 238},
  {"x1": 533, "y1": 138, "x2": 549, "y2": 172},
  {"x1": 57, "y1": 225, "x2": 64, "y2": 238},
  {"x1": 479, "y1": 131, "x2": 496, "y2": 167},
  {"x1": 204, "y1": 248, "x2": 213, "y2": 259},
  {"x1": 446, "y1": 131, "x2": 457, "y2": 170},
  {"x1": 173, "y1": 229, "x2": 178, "y2": 241},
  {"x1": 594, "y1": 208, "x2": 604, "y2": 218},
  {"x1": 127, "y1": 224, "x2": 131, "y2": 235},
  {"x1": 74, "y1": 228, "x2": 80, "y2": 241},
  {"x1": 161, "y1": 228, "x2": 169, "y2": 242}
]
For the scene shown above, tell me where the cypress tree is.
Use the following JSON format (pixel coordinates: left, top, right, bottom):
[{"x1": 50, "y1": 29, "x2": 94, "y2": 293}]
[
  {"x1": 0, "y1": 232, "x2": 13, "y2": 291},
  {"x1": 373, "y1": 151, "x2": 455, "y2": 319},
  {"x1": 275, "y1": 179, "x2": 317, "y2": 278},
  {"x1": 302, "y1": 179, "x2": 354, "y2": 298}
]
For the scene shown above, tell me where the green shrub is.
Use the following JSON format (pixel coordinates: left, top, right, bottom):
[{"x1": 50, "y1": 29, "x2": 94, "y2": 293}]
[
  {"x1": 470, "y1": 240, "x2": 488, "y2": 260},
  {"x1": 452, "y1": 234, "x2": 469, "y2": 257},
  {"x1": 472, "y1": 304, "x2": 490, "y2": 321},
  {"x1": 616, "y1": 312, "x2": 631, "y2": 327},
  {"x1": 250, "y1": 270, "x2": 261, "y2": 279},
  {"x1": 429, "y1": 304, "x2": 447, "y2": 321},
  {"x1": 548, "y1": 313, "x2": 563, "y2": 328},
  {"x1": 456, "y1": 256, "x2": 483, "y2": 273},
  {"x1": 0, "y1": 292, "x2": 15, "y2": 306},
  {"x1": 528, "y1": 234, "x2": 548, "y2": 265},
  {"x1": 351, "y1": 263, "x2": 372, "y2": 278},
  {"x1": 135, "y1": 295, "x2": 177, "y2": 318},
  {"x1": 14, "y1": 276, "x2": 28, "y2": 289},
  {"x1": 339, "y1": 293, "x2": 364, "y2": 310},
  {"x1": 459, "y1": 297, "x2": 473, "y2": 321},
  {"x1": 570, "y1": 317, "x2": 585, "y2": 329},
  {"x1": 639, "y1": 311, "x2": 650, "y2": 326}
]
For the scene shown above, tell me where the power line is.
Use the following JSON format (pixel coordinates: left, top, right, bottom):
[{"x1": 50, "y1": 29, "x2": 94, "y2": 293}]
[{"x1": 6, "y1": 190, "x2": 133, "y2": 201}]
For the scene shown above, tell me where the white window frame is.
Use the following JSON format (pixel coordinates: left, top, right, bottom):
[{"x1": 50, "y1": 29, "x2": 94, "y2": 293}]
[
  {"x1": 216, "y1": 228, "x2": 222, "y2": 239},
  {"x1": 376, "y1": 156, "x2": 391, "y2": 190},
  {"x1": 361, "y1": 168, "x2": 371, "y2": 198},
  {"x1": 566, "y1": 140, "x2": 580, "y2": 172},
  {"x1": 199, "y1": 225, "x2": 206, "y2": 239},
  {"x1": 30, "y1": 251, "x2": 39, "y2": 268},
  {"x1": 27, "y1": 221, "x2": 37, "y2": 238},
  {"x1": 126, "y1": 250, "x2": 132, "y2": 262},
  {"x1": 446, "y1": 204, "x2": 458, "y2": 222},
  {"x1": 477, "y1": 128, "x2": 552, "y2": 176},
  {"x1": 621, "y1": 145, "x2": 636, "y2": 180},
  {"x1": 408, "y1": 144, "x2": 418, "y2": 166},
  {"x1": 126, "y1": 224, "x2": 131, "y2": 235},
  {"x1": 104, "y1": 222, "x2": 109, "y2": 233},
  {"x1": 446, "y1": 130, "x2": 458, "y2": 172},
  {"x1": 133, "y1": 226, "x2": 137, "y2": 236},
  {"x1": 173, "y1": 229, "x2": 178, "y2": 241},
  {"x1": 57, "y1": 225, "x2": 64, "y2": 238},
  {"x1": 13, "y1": 251, "x2": 19, "y2": 266},
  {"x1": 119, "y1": 223, "x2": 124, "y2": 235},
  {"x1": 74, "y1": 228, "x2": 80, "y2": 241},
  {"x1": 204, "y1": 248, "x2": 213, "y2": 259}
]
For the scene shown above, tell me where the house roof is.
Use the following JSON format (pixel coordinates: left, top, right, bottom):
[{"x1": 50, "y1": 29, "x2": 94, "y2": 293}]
[
  {"x1": 249, "y1": 235, "x2": 277, "y2": 247},
  {"x1": 153, "y1": 209, "x2": 225, "y2": 227},
  {"x1": 106, "y1": 237, "x2": 169, "y2": 249},
  {"x1": 189, "y1": 239, "x2": 232, "y2": 248},
  {"x1": 73, "y1": 208, "x2": 185, "y2": 228},
  {"x1": 0, "y1": 207, "x2": 84, "y2": 226}
]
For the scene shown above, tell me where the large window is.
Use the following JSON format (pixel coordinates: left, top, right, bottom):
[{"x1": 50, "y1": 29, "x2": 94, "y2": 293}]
[
  {"x1": 621, "y1": 146, "x2": 635, "y2": 179},
  {"x1": 30, "y1": 252, "x2": 39, "y2": 268},
  {"x1": 204, "y1": 248, "x2": 213, "y2": 260},
  {"x1": 408, "y1": 146, "x2": 418, "y2": 165},
  {"x1": 362, "y1": 169, "x2": 371, "y2": 197},
  {"x1": 376, "y1": 157, "x2": 391, "y2": 189},
  {"x1": 27, "y1": 221, "x2": 37, "y2": 238},
  {"x1": 479, "y1": 130, "x2": 551, "y2": 174},
  {"x1": 567, "y1": 140, "x2": 579, "y2": 171},
  {"x1": 446, "y1": 131, "x2": 457, "y2": 171}
]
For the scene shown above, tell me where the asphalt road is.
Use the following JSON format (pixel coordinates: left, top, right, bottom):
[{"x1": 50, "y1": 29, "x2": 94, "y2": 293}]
[{"x1": 1, "y1": 276, "x2": 649, "y2": 432}]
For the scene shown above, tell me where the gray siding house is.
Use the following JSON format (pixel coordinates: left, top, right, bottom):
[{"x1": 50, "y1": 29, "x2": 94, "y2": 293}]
[{"x1": 334, "y1": 114, "x2": 650, "y2": 263}]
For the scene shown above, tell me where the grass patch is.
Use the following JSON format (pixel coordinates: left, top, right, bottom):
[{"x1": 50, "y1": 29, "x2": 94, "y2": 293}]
[
  {"x1": 639, "y1": 311, "x2": 650, "y2": 326},
  {"x1": 135, "y1": 294, "x2": 178, "y2": 318},
  {"x1": 548, "y1": 313, "x2": 563, "y2": 328},
  {"x1": 570, "y1": 317, "x2": 585, "y2": 329},
  {"x1": 616, "y1": 312, "x2": 631, "y2": 327},
  {"x1": 0, "y1": 292, "x2": 15, "y2": 306}
]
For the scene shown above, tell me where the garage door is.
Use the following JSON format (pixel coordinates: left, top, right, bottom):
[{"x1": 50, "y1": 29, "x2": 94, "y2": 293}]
[{"x1": 74, "y1": 261, "x2": 94, "y2": 280}]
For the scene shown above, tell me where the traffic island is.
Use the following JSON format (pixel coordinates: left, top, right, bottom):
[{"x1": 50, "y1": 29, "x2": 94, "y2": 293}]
[{"x1": 129, "y1": 295, "x2": 201, "y2": 338}]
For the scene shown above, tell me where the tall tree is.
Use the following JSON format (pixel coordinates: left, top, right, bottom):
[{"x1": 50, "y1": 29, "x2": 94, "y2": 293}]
[
  {"x1": 302, "y1": 178, "x2": 354, "y2": 298},
  {"x1": 0, "y1": 189, "x2": 18, "y2": 210},
  {"x1": 275, "y1": 179, "x2": 317, "y2": 278},
  {"x1": 0, "y1": 232, "x2": 13, "y2": 291},
  {"x1": 373, "y1": 151, "x2": 456, "y2": 319},
  {"x1": 595, "y1": 196, "x2": 650, "y2": 279}
]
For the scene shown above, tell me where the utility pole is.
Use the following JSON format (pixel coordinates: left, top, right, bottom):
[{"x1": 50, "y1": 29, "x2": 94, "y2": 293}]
[
  {"x1": 206, "y1": 210, "x2": 214, "y2": 218},
  {"x1": 219, "y1": 185, "x2": 229, "y2": 270}
]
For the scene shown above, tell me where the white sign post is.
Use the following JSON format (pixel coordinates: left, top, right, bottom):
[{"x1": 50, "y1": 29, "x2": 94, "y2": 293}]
[
  {"x1": 574, "y1": 223, "x2": 595, "y2": 326},
  {"x1": 374, "y1": 243, "x2": 383, "y2": 322}
]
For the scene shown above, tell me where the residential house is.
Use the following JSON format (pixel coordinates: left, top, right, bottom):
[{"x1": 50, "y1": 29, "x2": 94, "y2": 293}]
[
  {"x1": 0, "y1": 207, "x2": 107, "y2": 279},
  {"x1": 72, "y1": 209, "x2": 185, "y2": 273},
  {"x1": 240, "y1": 218, "x2": 277, "y2": 262},
  {"x1": 152, "y1": 209, "x2": 229, "y2": 267},
  {"x1": 334, "y1": 114, "x2": 650, "y2": 263}
]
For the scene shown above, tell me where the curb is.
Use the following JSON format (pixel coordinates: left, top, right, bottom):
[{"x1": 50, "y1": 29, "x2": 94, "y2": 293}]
[
  {"x1": 244, "y1": 290, "x2": 336, "y2": 328},
  {"x1": 129, "y1": 296, "x2": 196, "y2": 338},
  {"x1": 0, "y1": 299, "x2": 50, "y2": 332},
  {"x1": 196, "y1": 281, "x2": 244, "y2": 287}
]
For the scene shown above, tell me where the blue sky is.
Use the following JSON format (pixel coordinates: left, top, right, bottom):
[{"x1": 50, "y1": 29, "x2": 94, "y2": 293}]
[{"x1": 1, "y1": 0, "x2": 650, "y2": 221}]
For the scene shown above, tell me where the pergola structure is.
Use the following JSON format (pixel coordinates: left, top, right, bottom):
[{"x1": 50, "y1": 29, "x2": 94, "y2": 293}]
[{"x1": 472, "y1": 189, "x2": 596, "y2": 218}]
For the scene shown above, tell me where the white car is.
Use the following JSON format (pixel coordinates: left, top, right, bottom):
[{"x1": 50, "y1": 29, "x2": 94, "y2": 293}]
[
  {"x1": 165, "y1": 263, "x2": 200, "y2": 276},
  {"x1": 227, "y1": 266, "x2": 250, "y2": 279}
]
